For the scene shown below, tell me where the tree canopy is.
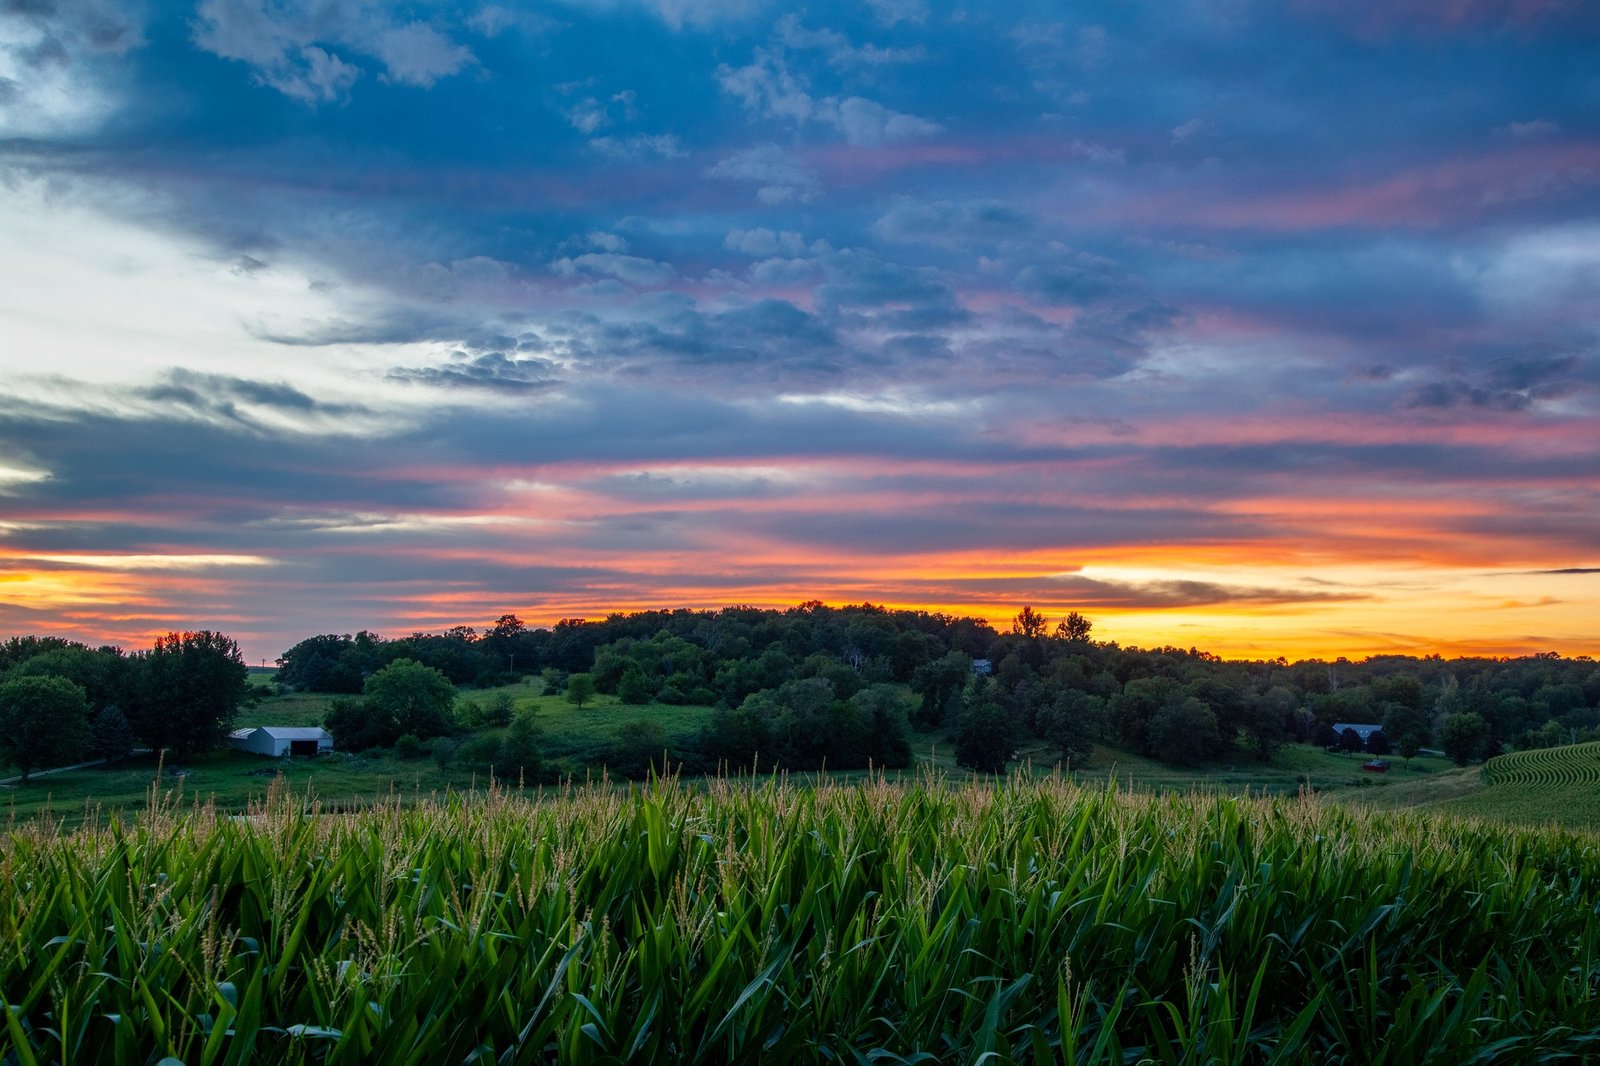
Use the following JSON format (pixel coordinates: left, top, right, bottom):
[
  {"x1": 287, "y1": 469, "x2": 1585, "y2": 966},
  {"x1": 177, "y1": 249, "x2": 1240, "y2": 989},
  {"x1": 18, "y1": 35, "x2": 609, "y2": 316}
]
[{"x1": 0, "y1": 675, "x2": 92, "y2": 782}]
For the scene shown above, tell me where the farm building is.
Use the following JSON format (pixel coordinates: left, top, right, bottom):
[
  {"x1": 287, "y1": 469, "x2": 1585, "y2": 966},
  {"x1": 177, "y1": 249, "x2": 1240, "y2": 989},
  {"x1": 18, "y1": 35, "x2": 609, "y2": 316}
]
[
  {"x1": 1330, "y1": 722, "x2": 1386, "y2": 750},
  {"x1": 229, "y1": 726, "x2": 333, "y2": 757}
]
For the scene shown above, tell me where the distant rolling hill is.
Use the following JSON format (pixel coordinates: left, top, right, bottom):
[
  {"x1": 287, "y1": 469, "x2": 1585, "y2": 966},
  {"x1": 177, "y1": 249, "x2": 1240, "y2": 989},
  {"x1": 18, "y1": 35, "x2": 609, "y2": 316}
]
[{"x1": 1446, "y1": 741, "x2": 1600, "y2": 828}]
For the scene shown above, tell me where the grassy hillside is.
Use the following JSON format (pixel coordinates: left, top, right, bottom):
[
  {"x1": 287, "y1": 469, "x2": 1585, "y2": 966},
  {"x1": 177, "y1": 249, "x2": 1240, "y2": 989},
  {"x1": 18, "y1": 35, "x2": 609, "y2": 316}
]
[
  {"x1": 5, "y1": 677, "x2": 1581, "y2": 829},
  {"x1": 1348, "y1": 741, "x2": 1600, "y2": 830}
]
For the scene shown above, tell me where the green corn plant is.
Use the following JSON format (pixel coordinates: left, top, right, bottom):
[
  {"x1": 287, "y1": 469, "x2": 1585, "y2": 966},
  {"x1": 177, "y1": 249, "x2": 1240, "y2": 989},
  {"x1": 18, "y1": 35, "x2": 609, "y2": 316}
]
[{"x1": 3, "y1": 770, "x2": 1598, "y2": 1064}]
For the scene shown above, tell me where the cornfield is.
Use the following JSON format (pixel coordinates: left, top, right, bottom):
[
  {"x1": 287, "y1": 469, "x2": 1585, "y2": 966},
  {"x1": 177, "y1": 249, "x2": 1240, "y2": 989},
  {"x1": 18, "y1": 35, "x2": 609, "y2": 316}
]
[
  {"x1": 1482, "y1": 740, "x2": 1600, "y2": 788},
  {"x1": 3, "y1": 773, "x2": 1598, "y2": 1064}
]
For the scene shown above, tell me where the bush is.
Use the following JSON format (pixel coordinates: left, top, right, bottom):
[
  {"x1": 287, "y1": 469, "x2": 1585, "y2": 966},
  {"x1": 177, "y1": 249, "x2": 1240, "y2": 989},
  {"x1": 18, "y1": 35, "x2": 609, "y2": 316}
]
[
  {"x1": 431, "y1": 735, "x2": 464, "y2": 770},
  {"x1": 394, "y1": 733, "x2": 426, "y2": 760},
  {"x1": 618, "y1": 667, "x2": 654, "y2": 706},
  {"x1": 453, "y1": 733, "x2": 505, "y2": 773},
  {"x1": 610, "y1": 719, "x2": 670, "y2": 778}
]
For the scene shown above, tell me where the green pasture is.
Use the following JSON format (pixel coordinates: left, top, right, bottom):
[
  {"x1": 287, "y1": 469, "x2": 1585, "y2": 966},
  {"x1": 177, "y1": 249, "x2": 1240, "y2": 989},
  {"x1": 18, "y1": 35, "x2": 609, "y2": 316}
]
[{"x1": 0, "y1": 677, "x2": 1583, "y2": 830}]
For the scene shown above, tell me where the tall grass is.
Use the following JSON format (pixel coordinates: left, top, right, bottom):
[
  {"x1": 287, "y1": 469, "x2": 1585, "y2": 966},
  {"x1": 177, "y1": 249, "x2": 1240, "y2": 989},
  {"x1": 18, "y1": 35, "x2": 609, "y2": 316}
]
[{"x1": 3, "y1": 771, "x2": 1598, "y2": 1063}]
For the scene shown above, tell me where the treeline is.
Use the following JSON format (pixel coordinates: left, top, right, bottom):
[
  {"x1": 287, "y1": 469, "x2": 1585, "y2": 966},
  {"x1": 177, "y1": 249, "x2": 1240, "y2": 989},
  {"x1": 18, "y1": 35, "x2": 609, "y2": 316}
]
[
  {"x1": 0, "y1": 632, "x2": 249, "y2": 780},
  {"x1": 278, "y1": 604, "x2": 1600, "y2": 773}
]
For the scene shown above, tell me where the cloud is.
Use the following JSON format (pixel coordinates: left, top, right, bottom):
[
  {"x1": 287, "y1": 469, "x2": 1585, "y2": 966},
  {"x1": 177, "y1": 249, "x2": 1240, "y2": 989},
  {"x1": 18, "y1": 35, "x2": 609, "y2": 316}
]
[
  {"x1": 774, "y1": 15, "x2": 924, "y2": 67},
  {"x1": 706, "y1": 144, "x2": 821, "y2": 203},
  {"x1": 1404, "y1": 353, "x2": 1586, "y2": 411},
  {"x1": 0, "y1": 0, "x2": 142, "y2": 134},
  {"x1": 370, "y1": 22, "x2": 473, "y2": 87},
  {"x1": 552, "y1": 252, "x2": 676, "y2": 286},
  {"x1": 716, "y1": 43, "x2": 940, "y2": 145},
  {"x1": 873, "y1": 200, "x2": 1032, "y2": 247},
  {"x1": 564, "y1": 96, "x2": 610, "y2": 134},
  {"x1": 191, "y1": 0, "x2": 474, "y2": 103},
  {"x1": 725, "y1": 228, "x2": 809, "y2": 256},
  {"x1": 388, "y1": 350, "x2": 561, "y2": 393},
  {"x1": 467, "y1": 6, "x2": 560, "y2": 37},
  {"x1": 588, "y1": 133, "x2": 685, "y2": 159},
  {"x1": 1495, "y1": 119, "x2": 1559, "y2": 140}
]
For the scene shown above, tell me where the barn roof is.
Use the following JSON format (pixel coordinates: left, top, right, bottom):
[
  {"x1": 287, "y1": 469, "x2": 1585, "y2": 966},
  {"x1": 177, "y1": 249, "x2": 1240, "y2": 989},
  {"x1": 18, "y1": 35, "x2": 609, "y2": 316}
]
[
  {"x1": 1331, "y1": 722, "x2": 1384, "y2": 737},
  {"x1": 242, "y1": 726, "x2": 332, "y2": 740}
]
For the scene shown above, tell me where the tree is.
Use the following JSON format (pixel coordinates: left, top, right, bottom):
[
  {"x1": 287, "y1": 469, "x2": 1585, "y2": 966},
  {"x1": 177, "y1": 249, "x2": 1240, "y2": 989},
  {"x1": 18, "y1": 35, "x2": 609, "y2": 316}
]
[
  {"x1": 1248, "y1": 686, "x2": 1297, "y2": 762},
  {"x1": 617, "y1": 665, "x2": 654, "y2": 705},
  {"x1": 10, "y1": 645, "x2": 127, "y2": 711},
  {"x1": 1036, "y1": 689, "x2": 1101, "y2": 766},
  {"x1": 851, "y1": 684, "x2": 913, "y2": 769},
  {"x1": 489, "y1": 614, "x2": 526, "y2": 641},
  {"x1": 0, "y1": 676, "x2": 92, "y2": 782},
  {"x1": 325, "y1": 698, "x2": 393, "y2": 752},
  {"x1": 275, "y1": 634, "x2": 365, "y2": 693},
  {"x1": 500, "y1": 711, "x2": 542, "y2": 780},
  {"x1": 1382, "y1": 701, "x2": 1431, "y2": 766},
  {"x1": 92, "y1": 705, "x2": 137, "y2": 763},
  {"x1": 364, "y1": 656, "x2": 457, "y2": 739},
  {"x1": 762, "y1": 678, "x2": 865, "y2": 770},
  {"x1": 1440, "y1": 712, "x2": 1490, "y2": 766},
  {"x1": 910, "y1": 652, "x2": 971, "y2": 728},
  {"x1": 565, "y1": 673, "x2": 597, "y2": 709},
  {"x1": 127, "y1": 631, "x2": 249, "y2": 757},
  {"x1": 610, "y1": 718, "x2": 668, "y2": 778},
  {"x1": 1053, "y1": 611, "x2": 1093, "y2": 644},
  {"x1": 699, "y1": 701, "x2": 770, "y2": 771},
  {"x1": 1112, "y1": 676, "x2": 1180, "y2": 756},
  {"x1": 1012, "y1": 605, "x2": 1048, "y2": 640},
  {"x1": 1149, "y1": 695, "x2": 1221, "y2": 767},
  {"x1": 955, "y1": 678, "x2": 1017, "y2": 774}
]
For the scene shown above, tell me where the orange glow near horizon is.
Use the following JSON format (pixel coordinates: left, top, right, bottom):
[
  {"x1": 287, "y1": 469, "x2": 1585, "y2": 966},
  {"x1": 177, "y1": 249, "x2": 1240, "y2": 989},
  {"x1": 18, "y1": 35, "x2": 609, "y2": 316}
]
[
  {"x1": 2, "y1": 442, "x2": 1595, "y2": 665},
  {"x1": 6, "y1": 548, "x2": 1592, "y2": 665}
]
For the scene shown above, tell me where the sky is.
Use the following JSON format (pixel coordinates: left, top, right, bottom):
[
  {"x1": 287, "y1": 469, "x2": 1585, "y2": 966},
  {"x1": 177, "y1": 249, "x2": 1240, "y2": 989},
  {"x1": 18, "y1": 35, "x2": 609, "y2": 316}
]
[{"x1": 0, "y1": 0, "x2": 1597, "y2": 665}]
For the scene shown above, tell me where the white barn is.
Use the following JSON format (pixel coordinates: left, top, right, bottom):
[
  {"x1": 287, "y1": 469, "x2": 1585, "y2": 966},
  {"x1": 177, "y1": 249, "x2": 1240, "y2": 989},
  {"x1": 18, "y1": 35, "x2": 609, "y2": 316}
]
[{"x1": 229, "y1": 726, "x2": 334, "y2": 757}]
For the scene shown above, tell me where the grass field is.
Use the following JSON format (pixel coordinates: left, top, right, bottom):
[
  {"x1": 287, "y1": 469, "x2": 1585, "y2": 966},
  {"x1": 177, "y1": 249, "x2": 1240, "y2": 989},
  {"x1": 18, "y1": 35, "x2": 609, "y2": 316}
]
[
  {"x1": 0, "y1": 675, "x2": 1503, "y2": 825},
  {"x1": 0, "y1": 679, "x2": 1568, "y2": 829},
  {"x1": 4, "y1": 774, "x2": 1597, "y2": 1064}
]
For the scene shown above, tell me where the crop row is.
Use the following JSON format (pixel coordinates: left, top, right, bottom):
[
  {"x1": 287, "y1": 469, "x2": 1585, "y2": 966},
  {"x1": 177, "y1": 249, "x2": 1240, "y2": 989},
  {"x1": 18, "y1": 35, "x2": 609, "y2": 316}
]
[
  {"x1": 3, "y1": 774, "x2": 1599, "y2": 1064},
  {"x1": 1481, "y1": 740, "x2": 1600, "y2": 788}
]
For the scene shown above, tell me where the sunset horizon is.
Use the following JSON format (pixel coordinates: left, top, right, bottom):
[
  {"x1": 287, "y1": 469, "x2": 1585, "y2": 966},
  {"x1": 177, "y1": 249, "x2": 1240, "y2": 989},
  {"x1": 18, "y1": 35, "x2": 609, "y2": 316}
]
[{"x1": 2, "y1": 1, "x2": 1596, "y2": 667}]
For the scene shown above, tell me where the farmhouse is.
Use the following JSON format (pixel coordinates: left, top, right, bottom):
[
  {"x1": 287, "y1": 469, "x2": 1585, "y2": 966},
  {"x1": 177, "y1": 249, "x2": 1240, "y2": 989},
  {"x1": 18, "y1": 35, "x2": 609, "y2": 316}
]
[
  {"x1": 229, "y1": 726, "x2": 333, "y2": 758},
  {"x1": 1331, "y1": 722, "x2": 1386, "y2": 750}
]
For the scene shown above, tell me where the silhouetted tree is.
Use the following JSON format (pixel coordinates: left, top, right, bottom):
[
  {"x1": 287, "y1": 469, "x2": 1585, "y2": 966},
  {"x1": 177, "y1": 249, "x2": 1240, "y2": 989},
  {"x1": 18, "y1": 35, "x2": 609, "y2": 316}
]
[
  {"x1": 127, "y1": 631, "x2": 248, "y2": 757},
  {"x1": 1053, "y1": 611, "x2": 1093, "y2": 644}
]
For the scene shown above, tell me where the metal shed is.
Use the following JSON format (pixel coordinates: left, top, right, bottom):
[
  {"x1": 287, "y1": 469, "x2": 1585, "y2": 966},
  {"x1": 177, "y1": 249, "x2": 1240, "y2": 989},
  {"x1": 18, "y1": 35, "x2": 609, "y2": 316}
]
[{"x1": 229, "y1": 726, "x2": 334, "y2": 757}]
